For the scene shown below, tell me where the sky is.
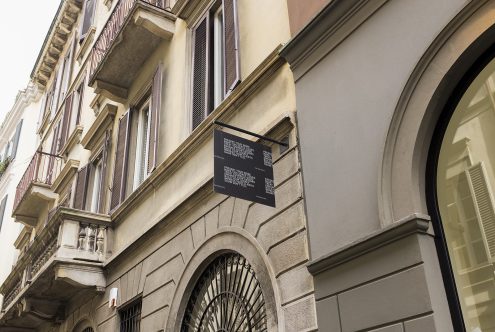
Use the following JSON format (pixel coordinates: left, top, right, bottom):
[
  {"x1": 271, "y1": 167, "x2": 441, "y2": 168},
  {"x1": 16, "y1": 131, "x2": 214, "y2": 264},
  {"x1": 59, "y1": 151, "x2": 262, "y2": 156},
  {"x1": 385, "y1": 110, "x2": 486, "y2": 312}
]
[{"x1": 0, "y1": 1, "x2": 61, "y2": 124}]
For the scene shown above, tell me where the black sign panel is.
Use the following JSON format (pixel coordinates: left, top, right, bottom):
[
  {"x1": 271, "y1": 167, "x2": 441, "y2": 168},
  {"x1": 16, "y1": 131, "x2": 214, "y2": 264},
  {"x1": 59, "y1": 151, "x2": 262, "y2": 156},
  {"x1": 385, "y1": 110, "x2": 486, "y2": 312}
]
[{"x1": 214, "y1": 129, "x2": 275, "y2": 207}]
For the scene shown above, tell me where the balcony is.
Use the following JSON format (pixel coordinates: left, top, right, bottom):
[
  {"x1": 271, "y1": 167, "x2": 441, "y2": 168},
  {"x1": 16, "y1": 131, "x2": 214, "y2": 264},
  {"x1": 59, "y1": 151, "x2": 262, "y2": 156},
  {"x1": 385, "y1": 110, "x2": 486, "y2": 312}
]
[
  {"x1": 0, "y1": 207, "x2": 112, "y2": 330},
  {"x1": 89, "y1": 0, "x2": 175, "y2": 101},
  {"x1": 12, "y1": 151, "x2": 63, "y2": 226}
]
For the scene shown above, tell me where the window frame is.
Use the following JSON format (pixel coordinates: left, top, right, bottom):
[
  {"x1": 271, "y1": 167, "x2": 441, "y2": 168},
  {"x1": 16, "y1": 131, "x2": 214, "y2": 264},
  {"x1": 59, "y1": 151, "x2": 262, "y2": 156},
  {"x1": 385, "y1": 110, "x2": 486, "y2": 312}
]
[
  {"x1": 426, "y1": 44, "x2": 495, "y2": 331},
  {"x1": 190, "y1": 0, "x2": 240, "y2": 131},
  {"x1": 87, "y1": 151, "x2": 104, "y2": 213},
  {"x1": 118, "y1": 297, "x2": 142, "y2": 332},
  {"x1": 132, "y1": 99, "x2": 152, "y2": 191}
]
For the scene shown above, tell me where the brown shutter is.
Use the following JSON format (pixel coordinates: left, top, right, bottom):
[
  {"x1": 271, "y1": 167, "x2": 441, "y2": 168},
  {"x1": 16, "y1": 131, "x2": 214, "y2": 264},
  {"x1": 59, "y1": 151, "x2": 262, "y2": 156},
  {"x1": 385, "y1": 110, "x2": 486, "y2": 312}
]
[
  {"x1": 73, "y1": 165, "x2": 90, "y2": 210},
  {"x1": 98, "y1": 130, "x2": 111, "y2": 213},
  {"x1": 192, "y1": 16, "x2": 210, "y2": 130},
  {"x1": 223, "y1": 0, "x2": 240, "y2": 95},
  {"x1": 39, "y1": 93, "x2": 48, "y2": 123},
  {"x1": 46, "y1": 77, "x2": 57, "y2": 118},
  {"x1": 110, "y1": 112, "x2": 130, "y2": 211},
  {"x1": 51, "y1": 122, "x2": 60, "y2": 155},
  {"x1": 47, "y1": 122, "x2": 61, "y2": 184},
  {"x1": 148, "y1": 65, "x2": 162, "y2": 174},
  {"x1": 76, "y1": 81, "x2": 85, "y2": 125},
  {"x1": 59, "y1": 93, "x2": 74, "y2": 152},
  {"x1": 80, "y1": 0, "x2": 96, "y2": 40}
]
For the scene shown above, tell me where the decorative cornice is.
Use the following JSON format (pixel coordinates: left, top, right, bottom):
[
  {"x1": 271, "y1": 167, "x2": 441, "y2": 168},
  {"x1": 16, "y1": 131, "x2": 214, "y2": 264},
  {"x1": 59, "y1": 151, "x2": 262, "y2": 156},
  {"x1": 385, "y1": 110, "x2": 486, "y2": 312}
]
[
  {"x1": 280, "y1": 0, "x2": 389, "y2": 81},
  {"x1": 172, "y1": 0, "x2": 210, "y2": 26},
  {"x1": 307, "y1": 214, "x2": 431, "y2": 275},
  {"x1": 0, "y1": 83, "x2": 39, "y2": 147},
  {"x1": 31, "y1": 0, "x2": 83, "y2": 89}
]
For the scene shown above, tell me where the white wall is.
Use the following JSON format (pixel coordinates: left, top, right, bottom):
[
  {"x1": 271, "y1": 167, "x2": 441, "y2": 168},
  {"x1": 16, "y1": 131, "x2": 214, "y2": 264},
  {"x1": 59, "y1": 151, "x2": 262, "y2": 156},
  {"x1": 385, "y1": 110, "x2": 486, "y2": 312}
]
[{"x1": 0, "y1": 83, "x2": 41, "y2": 307}]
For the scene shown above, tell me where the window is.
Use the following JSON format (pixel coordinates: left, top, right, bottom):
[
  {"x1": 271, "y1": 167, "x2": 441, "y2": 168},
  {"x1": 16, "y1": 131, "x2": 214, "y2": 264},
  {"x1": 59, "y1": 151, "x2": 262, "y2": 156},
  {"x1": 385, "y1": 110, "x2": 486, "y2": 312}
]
[
  {"x1": 73, "y1": 131, "x2": 111, "y2": 213},
  {"x1": 191, "y1": 0, "x2": 240, "y2": 130},
  {"x1": 59, "y1": 38, "x2": 76, "y2": 105},
  {"x1": 80, "y1": 0, "x2": 97, "y2": 41},
  {"x1": 433, "y1": 55, "x2": 495, "y2": 331},
  {"x1": 181, "y1": 253, "x2": 267, "y2": 331},
  {"x1": 110, "y1": 66, "x2": 162, "y2": 211},
  {"x1": 119, "y1": 299, "x2": 142, "y2": 332},
  {"x1": 72, "y1": 80, "x2": 86, "y2": 131},
  {"x1": 87, "y1": 154, "x2": 104, "y2": 213},
  {"x1": 0, "y1": 195, "x2": 7, "y2": 233},
  {"x1": 10, "y1": 120, "x2": 23, "y2": 160},
  {"x1": 131, "y1": 100, "x2": 151, "y2": 190}
]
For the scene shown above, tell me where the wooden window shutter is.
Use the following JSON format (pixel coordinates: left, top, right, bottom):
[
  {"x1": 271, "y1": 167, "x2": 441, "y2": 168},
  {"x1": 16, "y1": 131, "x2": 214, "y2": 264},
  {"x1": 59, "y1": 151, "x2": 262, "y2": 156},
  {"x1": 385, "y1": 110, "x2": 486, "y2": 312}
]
[
  {"x1": 223, "y1": 0, "x2": 241, "y2": 95},
  {"x1": 466, "y1": 162, "x2": 495, "y2": 260},
  {"x1": 47, "y1": 77, "x2": 57, "y2": 116},
  {"x1": 80, "y1": 0, "x2": 96, "y2": 40},
  {"x1": 11, "y1": 119, "x2": 23, "y2": 159},
  {"x1": 59, "y1": 93, "x2": 74, "y2": 152},
  {"x1": 40, "y1": 93, "x2": 49, "y2": 122},
  {"x1": 98, "y1": 130, "x2": 111, "y2": 213},
  {"x1": 110, "y1": 112, "x2": 131, "y2": 211},
  {"x1": 0, "y1": 195, "x2": 7, "y2": 232},
  {"x1": 148, "y1": 65, "x2": 162, "y2": 174},
  {"x1": 51, "y1": 122, "x2": 61, "y2": 155},
  {"x1": 47, "y1": 122, "x2": 61, "y2": 184},
  {"x1": 192, "y1": 16, "x2": 210, "y2": 130},
  {"x1": 76, "y1": 81, "x2": 86, "y2": 125},
  {"x1": 73, "y1": 165, "x2": 90, "y2": 210}
]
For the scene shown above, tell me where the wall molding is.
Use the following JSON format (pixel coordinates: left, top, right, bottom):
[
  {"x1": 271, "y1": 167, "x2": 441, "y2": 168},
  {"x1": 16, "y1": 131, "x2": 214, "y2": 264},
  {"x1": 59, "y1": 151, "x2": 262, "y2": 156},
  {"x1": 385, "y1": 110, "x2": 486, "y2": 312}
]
[
  {"x1": 307, "y1": 214, "x2": 430, "y2": 276},
  {"x1": 280, "y1": 0, "x2": 389, "y2": 81}
]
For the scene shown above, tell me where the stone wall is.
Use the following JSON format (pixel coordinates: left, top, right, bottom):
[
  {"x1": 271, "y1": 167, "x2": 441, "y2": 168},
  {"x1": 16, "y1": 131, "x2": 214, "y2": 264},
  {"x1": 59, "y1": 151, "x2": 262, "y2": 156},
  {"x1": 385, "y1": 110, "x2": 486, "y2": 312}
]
[{"x1": 60, "y1": 131, "x2": 317, "y2": 332}]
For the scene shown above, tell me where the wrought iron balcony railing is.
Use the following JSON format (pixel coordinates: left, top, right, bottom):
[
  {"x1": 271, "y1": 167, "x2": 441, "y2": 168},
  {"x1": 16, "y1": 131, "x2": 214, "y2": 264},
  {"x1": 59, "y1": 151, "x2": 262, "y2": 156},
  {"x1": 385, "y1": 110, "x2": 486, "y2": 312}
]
[
  {"x1": 13, "y1": 151, "x2": 63, "y2": 213},
  {"x1": 89, "y1": 0, "x2": 171, "y2": 79}
]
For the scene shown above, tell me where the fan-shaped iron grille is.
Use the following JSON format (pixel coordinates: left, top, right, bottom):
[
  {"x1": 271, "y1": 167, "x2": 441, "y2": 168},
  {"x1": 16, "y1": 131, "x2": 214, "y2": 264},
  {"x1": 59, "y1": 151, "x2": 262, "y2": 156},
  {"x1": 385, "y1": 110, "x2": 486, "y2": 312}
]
[{"x1": 182, "y1": 253, "x2": 267, "y2": 332}]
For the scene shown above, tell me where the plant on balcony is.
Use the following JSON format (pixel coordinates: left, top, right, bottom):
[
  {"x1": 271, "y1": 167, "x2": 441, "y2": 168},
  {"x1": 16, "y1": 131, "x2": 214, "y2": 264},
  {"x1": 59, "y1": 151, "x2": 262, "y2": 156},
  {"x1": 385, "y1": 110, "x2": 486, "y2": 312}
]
[{"x1": 0, "y1": 158, "x2": 11, "y2": 177}]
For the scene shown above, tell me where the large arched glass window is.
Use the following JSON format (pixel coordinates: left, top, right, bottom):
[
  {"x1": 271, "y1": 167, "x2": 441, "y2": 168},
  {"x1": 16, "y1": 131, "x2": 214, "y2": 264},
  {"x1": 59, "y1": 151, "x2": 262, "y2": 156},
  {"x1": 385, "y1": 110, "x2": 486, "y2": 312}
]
[
  {"x1": 181, "y1": 253, "x2": 267, "y2": 332},
  {"x1": 436, "y1": 56, "x2": 495, "y2": 331}
]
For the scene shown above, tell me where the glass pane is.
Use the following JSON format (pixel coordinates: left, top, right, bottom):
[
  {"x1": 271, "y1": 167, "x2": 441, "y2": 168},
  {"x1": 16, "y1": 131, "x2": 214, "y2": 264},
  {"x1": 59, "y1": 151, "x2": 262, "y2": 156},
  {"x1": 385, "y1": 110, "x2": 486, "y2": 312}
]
[{"x1": 437, "y1": 57, "x2": 495, "y2": 331}]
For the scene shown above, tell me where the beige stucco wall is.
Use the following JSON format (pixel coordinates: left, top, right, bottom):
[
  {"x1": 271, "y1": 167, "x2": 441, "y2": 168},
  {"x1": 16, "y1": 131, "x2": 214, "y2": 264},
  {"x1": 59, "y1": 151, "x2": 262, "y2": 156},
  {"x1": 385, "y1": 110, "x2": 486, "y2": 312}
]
[{"x1": 11, "y1": 0, "x2": 316, "y2": 330}]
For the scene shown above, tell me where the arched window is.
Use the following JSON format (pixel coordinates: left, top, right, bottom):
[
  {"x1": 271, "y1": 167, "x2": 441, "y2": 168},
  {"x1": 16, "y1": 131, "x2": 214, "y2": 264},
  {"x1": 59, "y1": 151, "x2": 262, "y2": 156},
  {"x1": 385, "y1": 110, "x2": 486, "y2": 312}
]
[
  {"x1": 72, "y1": 322, "x2": 94, "y2": 332},
  {"x1": 181, "y1": 253, "x2": 267, "y2": 332},
  {"x1": 433, "y1": 55, "x2": 495, "y2": 331}
]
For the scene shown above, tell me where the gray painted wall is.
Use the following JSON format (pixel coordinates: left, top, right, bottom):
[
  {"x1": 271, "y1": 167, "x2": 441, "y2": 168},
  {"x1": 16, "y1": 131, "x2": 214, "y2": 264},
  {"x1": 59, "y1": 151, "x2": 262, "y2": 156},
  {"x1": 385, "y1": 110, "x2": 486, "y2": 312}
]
[
  {"x1": 294, "y1": 0, "x2": 468, "y2": 260},
  {"x1": 285, "y1": 0, "x2": 482, "y2": 330}
]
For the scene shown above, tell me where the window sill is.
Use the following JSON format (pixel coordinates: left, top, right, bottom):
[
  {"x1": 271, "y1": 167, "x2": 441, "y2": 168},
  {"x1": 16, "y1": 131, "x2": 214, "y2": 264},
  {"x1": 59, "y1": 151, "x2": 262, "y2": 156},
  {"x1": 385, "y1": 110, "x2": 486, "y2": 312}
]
[{"x1": 76, "y1": 26, "x2": 96, "y2": 64}]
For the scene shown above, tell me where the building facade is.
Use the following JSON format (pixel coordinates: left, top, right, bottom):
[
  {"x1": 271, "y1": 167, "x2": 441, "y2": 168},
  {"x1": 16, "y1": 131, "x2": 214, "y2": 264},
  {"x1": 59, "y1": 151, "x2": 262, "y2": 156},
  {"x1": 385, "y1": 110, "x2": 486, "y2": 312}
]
[
  {"x1": 0, "y1": 0, "x2": 316, "y2": 331},
  {"x1": 0, "y1": 83, "x2": 41, "y2": 310},
  {"x1": 282, "y1": 0, "x2": 495, "y2": 331}
]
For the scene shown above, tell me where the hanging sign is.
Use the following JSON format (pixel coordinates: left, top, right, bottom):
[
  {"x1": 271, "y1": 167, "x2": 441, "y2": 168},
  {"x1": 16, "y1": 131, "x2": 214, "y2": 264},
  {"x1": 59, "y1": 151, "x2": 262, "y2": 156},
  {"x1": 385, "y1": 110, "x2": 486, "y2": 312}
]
[{"x1": 214, "y1": 129, "x2": 275, "y2": 207}]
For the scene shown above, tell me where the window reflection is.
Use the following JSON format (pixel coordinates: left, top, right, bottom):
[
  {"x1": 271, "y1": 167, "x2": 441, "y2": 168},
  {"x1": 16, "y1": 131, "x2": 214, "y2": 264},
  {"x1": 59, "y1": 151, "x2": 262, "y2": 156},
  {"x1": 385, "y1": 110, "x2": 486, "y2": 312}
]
[{"x1": 437, "y1": 58, "x2": 495, "y2": 331}]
